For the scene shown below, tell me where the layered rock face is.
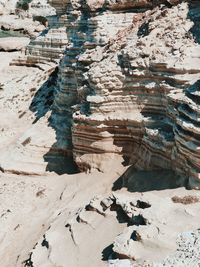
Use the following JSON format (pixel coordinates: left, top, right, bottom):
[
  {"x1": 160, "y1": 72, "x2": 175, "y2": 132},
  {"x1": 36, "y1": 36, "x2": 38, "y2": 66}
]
[
  {"x1": 5, "y1": 0, "x2": 68, "y2": 67},
  {"x1": 29, "y1": 0, "x2": 56, "y2": 17},
  {"x1": 25, "y1": 27, "x2": 68, "y2": 65},
  {"x1": 0, "y1": 1, "x2": 72, "y2": 175},
  {"x1": 171, "y1": 1, "x2": 200, "y2": 186},
  {"x1": 48, "y1": 0, "x2": 68, "y2": 15},
  {"x1": 50, "y1": 0, "x2": 135, "y2": 161},
  {"x1": 17, "y1": 0, "x2": 198, "y2": 184},
  {"x1": 172, "y1": 80, "x2": 200, "y2": 188},
  {"x1": 1, "y1": 2, "x2": 200, "y2": 266},
  {"x1": 50, "y1": 0, "x2": 200, "y2": 187},
  {"x1": 24, "y1": 1, "x2": 70, "y2": 65}
]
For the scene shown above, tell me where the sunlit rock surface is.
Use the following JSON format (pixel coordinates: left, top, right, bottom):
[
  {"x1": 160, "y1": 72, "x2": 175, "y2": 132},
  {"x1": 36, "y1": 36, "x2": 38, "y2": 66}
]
[
  {"x1": 0, "y1": 1, "x2": 200, "y2": 267},
  {"x1": 64, "y1": 1, "x2": 200, "y2": 189}
]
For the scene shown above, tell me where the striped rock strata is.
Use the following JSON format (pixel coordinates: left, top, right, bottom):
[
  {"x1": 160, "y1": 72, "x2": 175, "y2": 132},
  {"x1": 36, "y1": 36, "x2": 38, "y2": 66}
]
[
  {"x1": 36, "y1": 0, "x2": 200, "y2": 186},
  {"x1": 11, "y1": 1, "x2": 68, "y2": 67},
  {"x1": 25, "y1": 27, "x2": 68, "y2": 65},
  {"x1": 49, "y1": 0, "x2": 135, "y2": 160},
  {"x1": 65, "y1": 1, "x2": 200, "y2": 187}
]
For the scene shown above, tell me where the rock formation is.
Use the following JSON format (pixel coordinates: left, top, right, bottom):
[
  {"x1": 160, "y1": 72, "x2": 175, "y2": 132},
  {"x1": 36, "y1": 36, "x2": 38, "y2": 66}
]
[
  {"x1": 0, "y1": 37, "x2": 29, "y2": 51},
  {"x1": 8, "y1": 0, "x2": 200, "y2": 187},
  {"x1": 25, "y1": 26, "x2": 68, "y2": 65},
  {"x1": 23, "y1": 176, "x2": 200, "y2": 267},
  {"x1": 0, "y1": 0, "x2": 200, "y2": 267},
  {"x1": 47, "y1": 0, "x2": 200, "y2": 189}
]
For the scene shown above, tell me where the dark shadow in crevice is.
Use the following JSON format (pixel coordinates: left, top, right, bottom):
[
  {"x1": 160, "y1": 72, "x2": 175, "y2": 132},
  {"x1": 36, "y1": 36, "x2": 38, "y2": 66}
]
[
  {"x1": 137, "y1": 21, "x2": 150, "y2": 37},
  {"x1": 41, "y1": 1, "x2": 98, "y2": 175},
  {"x1": 110, "y1": 202, "x2": 131, "y2": 225},
  {"x1": 113, "y1": 165, "x2": 188, "y2": 192},
  {"x1": 30, "y1": 67, "x2": 58, "y2": 124},
  {"x1": 102, "y1": 244, "x2": 117, "y2": 261},
  {"x1": 41, "y1": 235, "x2": 49, "y2": 249},
  {"x1": 38, "y1": 28, "x2": 49, "y2": 37},
  {"x1": 110, "y1": 201, "x2": 147, "y2": 226},
  {"x1": 27, "y1": 8, "x2": 77, "y2": 174},
  {"x1": 29, "y1": 66, "x2": 79, "y2": 175},
  {"x1": 188, "y1": 0, "x2": 200, "y2": 44},
  {"x1": 130, "y1": 230, "x2": 141, "y2": 241},
  {"x1": 23, "y1": 252, "x2": 33, "y2": 267},
  {"x1": 132, "y1": 214, "x2": 147, "y2": 226},
  {"x1": 136, "y1": 200, "x2": 151, "y2": 209},
  {"x1": 43, "y1": 149, "x2": 79, "y2": 175}
]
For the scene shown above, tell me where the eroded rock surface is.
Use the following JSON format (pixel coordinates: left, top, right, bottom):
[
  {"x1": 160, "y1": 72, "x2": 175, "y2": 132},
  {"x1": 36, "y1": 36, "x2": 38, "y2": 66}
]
[
  {"x1": 56, "y1": 1, "x2": 200, "y2": 189},
  {"x1": 0, "y1": 37, "x2": 30, "y2": 51},
  {"x1": 0, "y1": 0, "x2": 200, "y2": 267},
  {"x1": 24, "y1": 185, "x2": 200, "y2": 267}
]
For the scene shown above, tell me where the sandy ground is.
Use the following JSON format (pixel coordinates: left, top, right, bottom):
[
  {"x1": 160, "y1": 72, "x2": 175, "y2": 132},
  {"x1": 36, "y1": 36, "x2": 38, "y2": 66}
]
[
  {"x1": 0, "y1": 170, "x2": 124, "y2": 267},
  {"x1": 0, "y1": 173, "x2": 67, "y2": 266}
]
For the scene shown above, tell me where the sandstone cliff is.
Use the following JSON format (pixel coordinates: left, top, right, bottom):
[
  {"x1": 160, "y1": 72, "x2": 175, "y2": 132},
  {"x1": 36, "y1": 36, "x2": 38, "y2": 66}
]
[
  {"x1": 44, "y1": 0, "x2": 200, "y2": 189},
  {"x1": 0, "y1": 1, "x2": 200, "y2": 267}
]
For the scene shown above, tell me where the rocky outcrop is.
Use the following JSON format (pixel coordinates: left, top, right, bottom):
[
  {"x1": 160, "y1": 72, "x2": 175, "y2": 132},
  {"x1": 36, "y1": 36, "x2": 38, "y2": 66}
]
[
  {"x1": 24, "y1": 184, "x2": 200, "y2": 266},
  {"x1": 13, "y1": 0, "x2": 199, "y2": 187},
  {"x1": 29, "y1": 0, "x2": 56, "y2": 17},
  {"x1": 86, "y1": 0, "x2": 181, "y2": 11},
  {"x1": 0, "y1": 0, "x2": 200, "y2": 267},
  {"x1": 25, "y1": 27, "x2": 68, "y2": 64},
  {"x1": 0, "y1": 1, "x2": 54, "y2": 37},
  {"x1": 50, "y1": 0, "x2": 200, "y2": 188},
  {"x1": 0, "y1": 1, "x2": 69, "y2": 175},
  {"x1": 5, "y1": 0, "x2": 198, "y2": 184},
  {"x1": 0, "y1": 0, "x2": 55, "y2": 16},
  {"x1": 9, "y1": 5, "x2": 68, "y2": 67},
  {"x1": 0, "y1": 15, "x2": 46, "y2": 37},
  {"x1": 172, "y1": 80, "x2": 200, "y2": 188},
  {"x1": 48, "y1": 0, "x2": 68, "y2": 15},
  {"x1": 0, "y1": 37, "x2": 29, "y2": 51},
  {"x1": 49, "y1": 1, "x2": 135, "y2": 160},
  {"x1": 1, "y1": 1, "x2": 200, "y2": 266}
]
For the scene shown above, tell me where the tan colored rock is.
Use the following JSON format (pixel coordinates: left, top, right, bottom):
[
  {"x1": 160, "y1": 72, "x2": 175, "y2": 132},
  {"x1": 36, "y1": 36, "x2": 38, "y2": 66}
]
[
  {"x1": 86, "y1": 0, "x2": 105, "y2": 11},
  {"x1": 0, "y1": 2, "x2": 200, "y2": 267},
  {"x1": 0, "y1": 37, "x2": 30, "y2": 51},
  {"x1": 70, "y1": 2, "x2": 200, "y2": 186},
  {"x1": 48, "y1": 0, "x2": 68, "y2": 15}
]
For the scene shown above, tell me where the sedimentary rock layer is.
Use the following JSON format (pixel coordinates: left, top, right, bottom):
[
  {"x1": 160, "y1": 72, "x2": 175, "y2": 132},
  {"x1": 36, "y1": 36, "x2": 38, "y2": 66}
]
[
  {"x1": 36, "y1": 0, "x2": 200, "y2": 186},
  {"x1": 50, "y1": 2, "x2": 134, "y2": 157},
  {"x1": 26, "y1": 27, "x2": 68, "y2": 64},
  {"x1": 67, "y1": 1, "x2": 200, "y2": 187},
  {"x1": 48, "y1": 0, "x2": 68, "y2": 15}
]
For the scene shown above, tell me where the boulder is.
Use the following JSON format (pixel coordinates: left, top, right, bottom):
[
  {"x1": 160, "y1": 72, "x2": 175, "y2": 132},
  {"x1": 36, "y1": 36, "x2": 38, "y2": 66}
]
[
  {"x1": 0, "y1": 37, "x2": 30, "y2": 51},
  {"x1": 86, "y1": 0, "x2": 105, "y2": 11}
]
